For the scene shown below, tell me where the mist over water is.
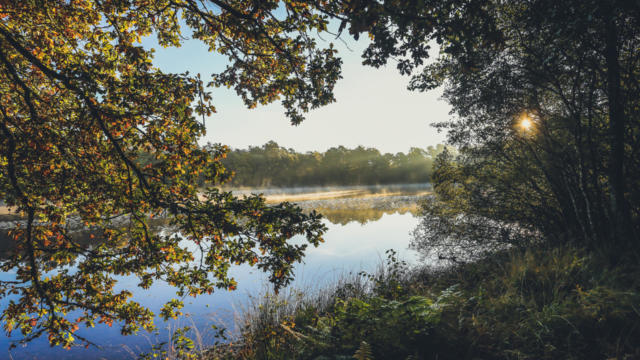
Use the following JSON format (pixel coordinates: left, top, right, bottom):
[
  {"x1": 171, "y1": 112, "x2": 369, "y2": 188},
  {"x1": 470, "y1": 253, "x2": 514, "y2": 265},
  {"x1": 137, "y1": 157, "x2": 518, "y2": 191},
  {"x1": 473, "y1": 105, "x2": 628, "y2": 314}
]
[{"x1": 230, "y1": 183, "x2": 431, "y2": 197}]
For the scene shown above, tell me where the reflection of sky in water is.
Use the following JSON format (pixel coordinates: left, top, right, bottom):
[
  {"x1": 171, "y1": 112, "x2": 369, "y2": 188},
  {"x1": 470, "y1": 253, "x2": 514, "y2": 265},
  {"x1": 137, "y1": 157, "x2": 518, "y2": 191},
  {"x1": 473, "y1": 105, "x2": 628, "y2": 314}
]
[{"x1": 1, "y1": 212, "x2": 420, "y2": 359}]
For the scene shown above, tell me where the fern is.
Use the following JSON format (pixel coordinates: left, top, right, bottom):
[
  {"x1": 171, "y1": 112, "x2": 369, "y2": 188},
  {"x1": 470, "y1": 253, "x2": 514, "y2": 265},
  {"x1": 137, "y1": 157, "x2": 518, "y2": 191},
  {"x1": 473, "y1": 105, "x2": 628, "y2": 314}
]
[{"x1": 353, "y1": 341, "x2": 374, "y2": 360}]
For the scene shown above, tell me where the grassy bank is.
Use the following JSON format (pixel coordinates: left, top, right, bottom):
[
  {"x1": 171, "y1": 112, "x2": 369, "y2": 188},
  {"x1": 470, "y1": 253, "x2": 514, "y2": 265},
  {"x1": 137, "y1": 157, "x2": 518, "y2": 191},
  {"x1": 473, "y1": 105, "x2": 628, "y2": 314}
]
[{"x1": 202, "y1": 246, "x2": 640, "y2": 360}]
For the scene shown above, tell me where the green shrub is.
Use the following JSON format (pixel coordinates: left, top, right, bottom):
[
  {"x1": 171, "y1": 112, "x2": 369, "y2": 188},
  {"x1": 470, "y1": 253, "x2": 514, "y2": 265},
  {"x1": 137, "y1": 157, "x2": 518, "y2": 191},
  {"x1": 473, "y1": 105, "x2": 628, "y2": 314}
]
[{"x1": 206, "y1": 246, "x2": 640, "y2": 360}]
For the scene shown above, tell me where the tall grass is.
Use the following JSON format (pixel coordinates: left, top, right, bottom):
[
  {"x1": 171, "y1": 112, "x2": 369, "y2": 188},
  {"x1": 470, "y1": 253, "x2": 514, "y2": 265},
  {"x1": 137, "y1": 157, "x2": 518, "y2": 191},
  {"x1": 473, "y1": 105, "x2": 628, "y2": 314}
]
[
  {"x1": 222, "y1": 270, "x2": 371, "y2": 360},
  {"x1": 204, "y1": 246, "x2": 640, "y2": 360}
]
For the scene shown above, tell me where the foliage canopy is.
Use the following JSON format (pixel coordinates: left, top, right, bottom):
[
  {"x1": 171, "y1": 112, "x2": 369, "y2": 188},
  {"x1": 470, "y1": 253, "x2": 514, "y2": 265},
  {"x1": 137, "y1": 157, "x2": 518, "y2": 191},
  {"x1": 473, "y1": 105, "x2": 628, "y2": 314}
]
[
  {"x1": 334, "y1": 0, "x2": 640, "y2": 259},
  {"x1": 0, "y1": 0, "x2": 347, "y2": 349}
]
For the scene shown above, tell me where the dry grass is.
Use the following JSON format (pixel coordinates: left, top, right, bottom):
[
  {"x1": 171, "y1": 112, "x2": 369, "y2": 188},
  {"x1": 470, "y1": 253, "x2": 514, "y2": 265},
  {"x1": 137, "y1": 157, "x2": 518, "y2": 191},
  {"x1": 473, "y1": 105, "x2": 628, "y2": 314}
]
[{"x1": 0, "y1": 206, "x2": 18, "y2": 216}]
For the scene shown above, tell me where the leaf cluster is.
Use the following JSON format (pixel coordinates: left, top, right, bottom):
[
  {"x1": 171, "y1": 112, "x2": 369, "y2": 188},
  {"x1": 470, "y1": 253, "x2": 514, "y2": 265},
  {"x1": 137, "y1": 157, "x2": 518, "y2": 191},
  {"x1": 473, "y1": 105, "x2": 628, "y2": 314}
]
[{"x1": 0, "y1": 0, "x2": 344, "y2": 349}]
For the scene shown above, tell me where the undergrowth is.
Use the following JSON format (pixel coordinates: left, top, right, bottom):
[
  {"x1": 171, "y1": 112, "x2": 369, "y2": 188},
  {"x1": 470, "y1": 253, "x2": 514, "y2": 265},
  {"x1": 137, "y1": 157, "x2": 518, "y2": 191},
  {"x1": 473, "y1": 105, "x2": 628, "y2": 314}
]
[{"x1": 199, "y1": 246, "x2": 640, "y2": 360}]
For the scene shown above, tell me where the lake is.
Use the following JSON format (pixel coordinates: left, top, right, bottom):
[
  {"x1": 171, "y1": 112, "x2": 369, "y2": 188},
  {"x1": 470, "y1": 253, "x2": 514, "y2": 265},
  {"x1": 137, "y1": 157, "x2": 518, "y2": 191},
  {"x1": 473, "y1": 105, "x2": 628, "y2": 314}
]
[{"x1": 0, "y1": 184, "x2": 430, "y2": 359}]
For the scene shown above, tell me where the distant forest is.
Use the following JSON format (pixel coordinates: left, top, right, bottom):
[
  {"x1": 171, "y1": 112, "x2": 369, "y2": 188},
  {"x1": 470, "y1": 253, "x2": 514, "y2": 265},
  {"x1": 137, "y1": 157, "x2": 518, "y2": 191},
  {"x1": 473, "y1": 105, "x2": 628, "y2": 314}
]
[{"x1": 217, "y1": 141, "x2": 450, "y2": 187}]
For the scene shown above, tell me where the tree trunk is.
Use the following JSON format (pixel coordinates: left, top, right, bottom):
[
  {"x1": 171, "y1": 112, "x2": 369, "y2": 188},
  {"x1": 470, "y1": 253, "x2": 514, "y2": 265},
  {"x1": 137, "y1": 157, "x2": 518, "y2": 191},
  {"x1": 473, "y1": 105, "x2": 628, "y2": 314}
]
[{"x1": 603, "y1": 5, "x2": 634, "y2": 250}]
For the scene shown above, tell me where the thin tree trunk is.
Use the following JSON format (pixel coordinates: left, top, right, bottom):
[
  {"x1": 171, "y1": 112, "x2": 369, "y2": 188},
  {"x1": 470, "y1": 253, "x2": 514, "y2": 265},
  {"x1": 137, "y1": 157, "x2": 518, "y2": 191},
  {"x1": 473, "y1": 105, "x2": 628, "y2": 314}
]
[{"x1": 603, "y1": 7, "x2": 631, "y2": 249}]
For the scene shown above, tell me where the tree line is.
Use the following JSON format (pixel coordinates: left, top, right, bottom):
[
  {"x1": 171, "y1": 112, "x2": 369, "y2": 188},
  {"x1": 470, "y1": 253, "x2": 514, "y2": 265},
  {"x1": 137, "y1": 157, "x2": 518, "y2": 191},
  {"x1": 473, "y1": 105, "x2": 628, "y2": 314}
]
[{"x1": 214, "y1": 141, "x2": 450, "y2": 187}]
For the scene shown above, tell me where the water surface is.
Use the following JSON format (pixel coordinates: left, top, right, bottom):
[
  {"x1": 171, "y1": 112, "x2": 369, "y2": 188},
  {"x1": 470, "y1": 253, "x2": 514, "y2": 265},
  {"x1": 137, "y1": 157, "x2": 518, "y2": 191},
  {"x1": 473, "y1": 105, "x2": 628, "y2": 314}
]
[{"x1": 1, "y1": 185, "x2": 429, "y2": 359}]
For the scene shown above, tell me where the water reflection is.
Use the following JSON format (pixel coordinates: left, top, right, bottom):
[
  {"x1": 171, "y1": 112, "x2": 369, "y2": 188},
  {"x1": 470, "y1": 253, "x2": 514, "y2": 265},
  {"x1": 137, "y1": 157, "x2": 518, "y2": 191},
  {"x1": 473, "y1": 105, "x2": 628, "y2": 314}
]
[
  {"x1": 316, "y1": 207, "x2": 417, "y2": 225},
  {"x1": 0, "y1": 186, "x2": 428, "y2": 359},
  {"x1": 274, "y1": 184, "x2": 428, "y2": 226}
]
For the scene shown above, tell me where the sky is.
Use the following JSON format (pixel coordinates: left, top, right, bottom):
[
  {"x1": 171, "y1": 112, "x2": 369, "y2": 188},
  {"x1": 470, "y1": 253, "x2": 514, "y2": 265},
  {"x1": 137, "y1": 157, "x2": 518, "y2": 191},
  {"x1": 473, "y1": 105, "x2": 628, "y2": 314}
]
[{"x1": 145, "y1": 32, "x2": 451, "y2": 154}]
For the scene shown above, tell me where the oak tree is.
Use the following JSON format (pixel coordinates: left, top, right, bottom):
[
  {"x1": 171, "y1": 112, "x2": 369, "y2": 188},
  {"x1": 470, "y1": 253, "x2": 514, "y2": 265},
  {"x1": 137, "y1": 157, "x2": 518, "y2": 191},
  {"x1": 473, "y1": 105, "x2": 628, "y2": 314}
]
[{"x1": 0, "y1": 0, "x2": 343, "y2": 349}]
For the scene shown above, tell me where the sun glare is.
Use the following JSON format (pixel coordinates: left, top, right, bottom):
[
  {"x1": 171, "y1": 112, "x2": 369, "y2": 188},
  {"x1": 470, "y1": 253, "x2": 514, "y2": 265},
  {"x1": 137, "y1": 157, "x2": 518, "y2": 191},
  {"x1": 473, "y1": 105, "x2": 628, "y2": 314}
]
[{"x1": 519, "y1": 114, "x2": 533, "y2": 132}]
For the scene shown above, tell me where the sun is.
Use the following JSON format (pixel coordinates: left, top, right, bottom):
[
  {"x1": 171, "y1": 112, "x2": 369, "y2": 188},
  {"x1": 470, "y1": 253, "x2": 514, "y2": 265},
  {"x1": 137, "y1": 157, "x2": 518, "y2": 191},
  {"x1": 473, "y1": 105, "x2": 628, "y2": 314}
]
[{"x1": 519, "y1": 113, "x2": 534, "y2": 131}]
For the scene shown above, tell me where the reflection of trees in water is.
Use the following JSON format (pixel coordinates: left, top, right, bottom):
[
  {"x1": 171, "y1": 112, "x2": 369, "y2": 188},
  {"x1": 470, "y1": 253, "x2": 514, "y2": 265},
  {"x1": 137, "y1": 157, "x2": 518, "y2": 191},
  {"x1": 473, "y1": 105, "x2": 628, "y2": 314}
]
[
  {"x1": 293, "y1": 194, "x2": 428, "y2": 225},
  {"x1": 0, "y1": 193, "x2": 426, "y2": 257},
  {"x1": 1, "y1": 193, "x2": 426, "y2": 257},
  {"x1": 316, "y1": 207, "x2": 418, "y2": 225}
]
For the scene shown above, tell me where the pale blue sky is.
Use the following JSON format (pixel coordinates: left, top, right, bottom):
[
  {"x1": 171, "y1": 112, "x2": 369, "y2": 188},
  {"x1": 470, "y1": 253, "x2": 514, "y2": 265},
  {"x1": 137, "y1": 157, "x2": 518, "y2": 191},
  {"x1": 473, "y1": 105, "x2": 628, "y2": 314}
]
[{"x1": 145, "y1": 33, "x2": 450, "y2": 154}]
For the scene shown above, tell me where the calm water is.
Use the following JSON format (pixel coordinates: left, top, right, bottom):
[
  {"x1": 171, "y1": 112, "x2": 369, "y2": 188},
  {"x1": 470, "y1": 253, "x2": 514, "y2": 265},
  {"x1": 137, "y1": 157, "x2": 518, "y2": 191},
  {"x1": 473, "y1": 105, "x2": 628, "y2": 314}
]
[{"x1": 1, "y1": 188, "x2": 427, "y2": 359}]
